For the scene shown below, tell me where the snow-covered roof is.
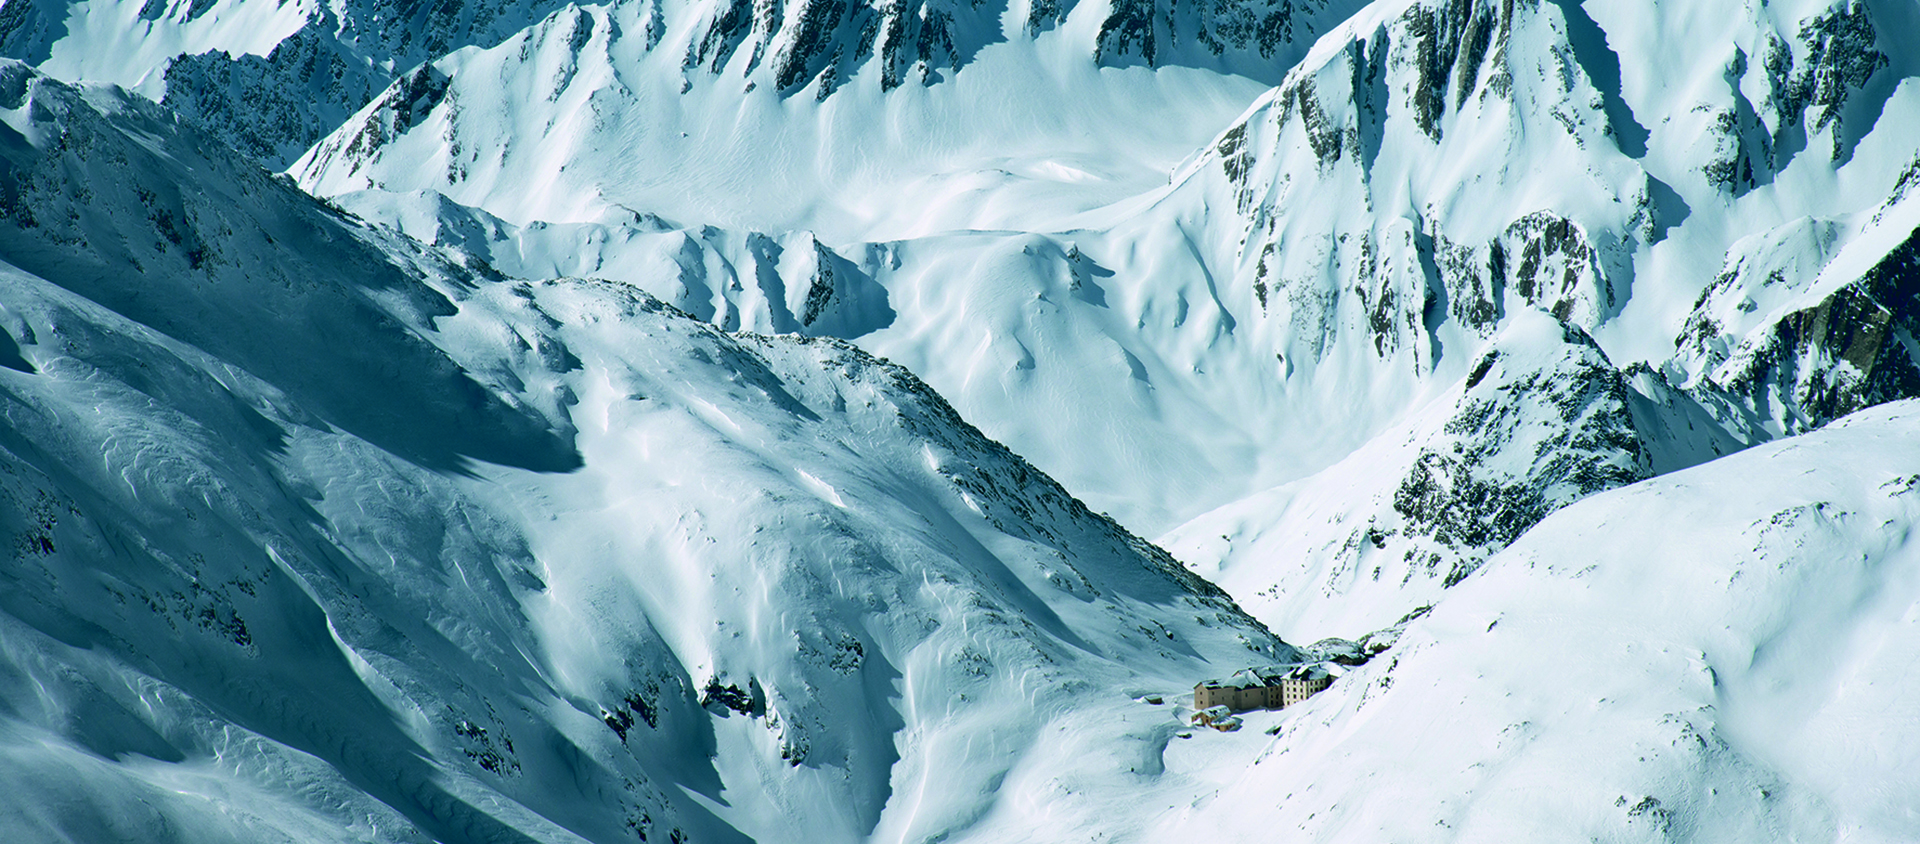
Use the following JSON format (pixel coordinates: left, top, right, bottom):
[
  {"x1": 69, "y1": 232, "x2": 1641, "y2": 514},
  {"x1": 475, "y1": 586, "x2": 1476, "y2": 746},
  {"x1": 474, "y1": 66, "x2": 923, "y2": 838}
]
[{"x1": 1199, "y1": 661, "x2": 1339, "y2": 689}]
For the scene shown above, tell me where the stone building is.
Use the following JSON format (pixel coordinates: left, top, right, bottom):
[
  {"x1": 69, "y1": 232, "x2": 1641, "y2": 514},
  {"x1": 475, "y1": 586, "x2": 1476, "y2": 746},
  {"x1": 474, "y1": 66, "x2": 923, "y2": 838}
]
[{"x1": 1193, "y1": 663, "x2": 1334, "y2": 713}]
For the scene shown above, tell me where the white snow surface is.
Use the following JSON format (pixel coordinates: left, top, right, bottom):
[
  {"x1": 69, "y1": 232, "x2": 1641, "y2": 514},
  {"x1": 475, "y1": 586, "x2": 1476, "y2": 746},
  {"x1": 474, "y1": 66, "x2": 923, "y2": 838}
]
[
  {"x1": 2, "y1": 0, "x2": 1920, "y2": 839},
  {"x1": 0, "y1": 65, "x2": 1287, "y2": 843},
  {"x1": 1155, "y1": 400, "x2": 1920, "y2": 844},
  {"x1": 284, "y1": 0, "x2": 1920, "y2": 547},
  {"x1": 39, "y1": 0, "x2": 312, "y2": 97}
]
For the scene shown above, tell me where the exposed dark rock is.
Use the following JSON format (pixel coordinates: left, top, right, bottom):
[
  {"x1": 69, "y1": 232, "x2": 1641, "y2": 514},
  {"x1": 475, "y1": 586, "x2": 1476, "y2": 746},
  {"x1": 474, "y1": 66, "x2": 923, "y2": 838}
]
[
  {"x1": 1496, "y1": 211, "x2": 1616, "y2": 326},
  {"x1": 1394, "y1": 0, "x2": 1505, "y2": 141},
  {"x1": 0, "y1": 0, "x2": 63, "y2": 66},
  {"x1": 164, "y1": 20, "x2": 378, "y2": 168},
  {"x1": 290, "y1": 61, "x2": 453, "y2": 185},
  {"x1": 1725, "y1": 0, "x2": 1894, "y2": 176},
  {"x1": 1431, "y1": 224, "x2": 1504, "y2": 333},
  {"x1": 1385, "y1": 316, "x2": 1651, "y2": 587},
  {"x1": 157, "y1": 0, "x2": 577, "y2": 168},
  {"x1": 1711, "y1": 225, "x2": 1920, "y2": 432},
  {"x1": 1783, "y1": 1, "x2": 1887, "y2": 151},
  {"x1": 701, "y1": 676, "x2": 765, "y2": 716},
  {"x1": 1095, "y1": 0, "x2": 1361, "y2": 74}
]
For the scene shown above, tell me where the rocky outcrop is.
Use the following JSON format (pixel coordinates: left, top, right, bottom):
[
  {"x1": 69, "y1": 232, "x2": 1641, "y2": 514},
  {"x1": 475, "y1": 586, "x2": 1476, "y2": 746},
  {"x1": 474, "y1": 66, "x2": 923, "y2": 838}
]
[
  {"x1": 1380, "y1": 315, "x2": 1651, "y2": 587},
  {"x1": 1182, "y1": 0, "x2": 1652, "y2": 389},
  {"x1": 1700, "y1": 0, "x2": 1893, "y2": 192},
  {"x1": 1494, "y1": 211, "x2": 1617, "y2": 326},
  {"x1": 0, "y1": 0, "x2": 63, "y2": 66},
  {"x1": 161, "y1": 16, "x2": 381, "y2": 167},
  {"x1": 156, "y1": 0, "x2": 573, "y2": 169},
  {"x1": 1094, "y1": 0, "x2": 1361, "y2": 73},
  {"x1": 143, "y1": 0, "x2": 1356, "y2": 166},
  {"x1": 1193, "y1": 310, "x2": 1675, "y2": 637},
  {"x1": 1706, "y1": 226, "x2": 1920, "y2": 433},
  {"x1": 681, "y1": 0, "x2": 974, "y2": 95},
  {"x1": 1391, "y1": 0, "x2": 1513, "y2": 141}
]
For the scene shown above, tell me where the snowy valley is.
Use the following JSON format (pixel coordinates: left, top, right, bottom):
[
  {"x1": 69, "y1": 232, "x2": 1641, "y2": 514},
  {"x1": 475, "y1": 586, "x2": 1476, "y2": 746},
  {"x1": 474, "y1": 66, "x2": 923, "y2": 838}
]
[{"x1": 0, "y1": 0, "x2": 1918, "y2": 841}]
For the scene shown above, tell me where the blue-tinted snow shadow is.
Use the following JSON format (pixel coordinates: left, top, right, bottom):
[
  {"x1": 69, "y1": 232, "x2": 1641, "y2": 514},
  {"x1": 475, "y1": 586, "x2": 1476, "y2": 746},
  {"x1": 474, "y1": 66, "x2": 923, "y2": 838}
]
[
  {"x1": 1552, "y1": 0, "x2": 1649, "y2": 159},
  {"x1": 1645, "y1": 174, "x2": 1691, "y2": 244},
  {"x1": 0, "y1": 428, "x2": 548, "y2": 844},
  {"x1": 0, "y1": 77, "x2": 581, "y2": 477}
]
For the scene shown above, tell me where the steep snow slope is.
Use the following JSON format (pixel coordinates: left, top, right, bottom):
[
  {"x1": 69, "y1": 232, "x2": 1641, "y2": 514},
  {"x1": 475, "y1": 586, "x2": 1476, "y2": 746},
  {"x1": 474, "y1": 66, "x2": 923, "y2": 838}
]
[
  {"x1": 292, "y1": 0, "x2": 1920, "y2": 551},
  {"x1": 1163, "y1": 308, "x2": 1762, "y2": 637},
  {"x1": 1148, "y1": 399, "x2": 1920, "y2": 844},
  {"x1": 33, "y1": 0, "x2": 1367, "y2": 171},
  {"x1": 1131, "y1": 0, "x2": 1920, "y2": 633},
  {"x1": 327, "y1": 189, "x2": 1340, "y2": 531},
  {"x1": 0, "y1": 62, "x2": 1287, "y2": 843},
  {"x1": 285, "y1": 0, "x2": 1366, "y2": 239}
]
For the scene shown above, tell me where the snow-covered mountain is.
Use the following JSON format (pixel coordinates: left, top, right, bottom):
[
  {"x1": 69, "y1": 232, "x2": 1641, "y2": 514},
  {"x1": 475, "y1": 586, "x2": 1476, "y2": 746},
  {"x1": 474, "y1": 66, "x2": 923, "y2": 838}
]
[
  {"x1": 1, "y1": 0, "x2": 1918, "y2": 839},
  {"x1": 0, "y1": 62, "x2": 1287, "y2": 842},
  {"x1": 1148, "y1": 0, "x2": 1920, "y2": 635},
  {"x1": 1158, "y1": 397, "x2": 1920, "y2": 843},
  {"x1": 279, "y1": 0, "x2": 1359, "y2": 239},
  {"x1": 279, "y1": 0, "x2": 1920, "y2": 530},
  {"x1": 6, "y1": 0, "x2": 1364, "y2": 172}
]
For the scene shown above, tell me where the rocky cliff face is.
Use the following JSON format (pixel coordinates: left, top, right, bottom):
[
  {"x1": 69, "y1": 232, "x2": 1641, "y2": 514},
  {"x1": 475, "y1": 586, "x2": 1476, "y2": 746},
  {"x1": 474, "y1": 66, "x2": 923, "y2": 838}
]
[
  {"x1": 1671, "y1": 143, "x2": 1920, "y2": 435},
  {"x1": 1690, "y1": 221, "x2": 1920, "y2": 435},
  {"x1": 1183, "y1": 0, "x2": 1908, "y2": 361},
  {"x1": 1385, "y1": 317, "x2": 1651, "y2": 588},
  {"x1": 1162, "y1": 310, "x2": 1684, "y2": 635},
  {"x1": 1696, "y1": 0, "x2": 1892, "y2": 193},
  {"x1": 0, "y1": 0, "x2": 1366, "y2": 170},
  {"x1": 157, "y1": 0, "x2": 574, "y2": 168},
  {"x1": 1174, "y1": 0, "x2": 1656, "y2": 395}
]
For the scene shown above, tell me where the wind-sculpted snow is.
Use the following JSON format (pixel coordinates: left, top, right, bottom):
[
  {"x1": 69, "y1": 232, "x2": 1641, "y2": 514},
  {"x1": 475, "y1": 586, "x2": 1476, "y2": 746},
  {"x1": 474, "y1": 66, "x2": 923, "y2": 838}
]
[
  {"x1": 0, "y1": 0, "x2": 1364, "y2": 170},
  {"x1": 1161, "y1": 309, "x2": 1738, "y2": 636},
  {"x1": 0, "y1": 60, "x2": 1290, "y2": 843},
  {"x1": 1153, "y1": 399, "x2": 1920, "y2": 843},
  {"x1": 0, "y1": 63, "x2": 580, "y2": 474},
  {"x1": 333, "y1": 189, "x2": 898, "y2": 338},
  {"x1": 1678, "y1": 177, "x2": 1920, "y2": 435}
]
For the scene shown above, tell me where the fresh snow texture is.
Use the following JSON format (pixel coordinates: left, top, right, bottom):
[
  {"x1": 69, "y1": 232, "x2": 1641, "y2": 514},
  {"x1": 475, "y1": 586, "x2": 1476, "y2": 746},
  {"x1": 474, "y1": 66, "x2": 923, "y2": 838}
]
[
  {"x1": 0, "y1": 64, "x2": 1287, "y2": 843},
  {"x1": 0, "y1": 0, "x2": 1918, "y2": 840},
  {"x1": 1153, "y1": 400, "x2": 1920, "y2": 844}
]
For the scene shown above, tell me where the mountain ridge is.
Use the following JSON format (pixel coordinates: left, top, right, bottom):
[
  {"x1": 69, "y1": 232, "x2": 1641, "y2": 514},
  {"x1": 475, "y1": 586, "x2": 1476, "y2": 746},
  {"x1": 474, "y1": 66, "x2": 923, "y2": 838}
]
[{"x1": 0, "y1": 0, "x2": 1918, "y2": 839}]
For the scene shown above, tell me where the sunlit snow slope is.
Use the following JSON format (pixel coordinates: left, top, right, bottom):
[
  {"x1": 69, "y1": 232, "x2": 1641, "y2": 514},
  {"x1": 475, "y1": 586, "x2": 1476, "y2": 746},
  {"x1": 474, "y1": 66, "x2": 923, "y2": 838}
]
[
  {"x1": 1, "y1": 0, "x2": 1919, "y2": 838},
  {"x1": 0, "y1": 62, "x2": 1286, "y2": 843},
  {"x1": 282, "y1": 0, "x2": 1920, "y2": 552},
  {"x1": 1152, "y1": 399, "x2": 1920, "y2": 844}
]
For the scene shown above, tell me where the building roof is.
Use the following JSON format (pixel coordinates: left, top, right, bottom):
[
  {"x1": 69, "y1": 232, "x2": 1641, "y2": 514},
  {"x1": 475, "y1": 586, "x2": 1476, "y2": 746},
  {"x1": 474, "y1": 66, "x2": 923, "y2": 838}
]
[{"x1": 1197, "y1": 661, "x2": 1338, "y2": 690}]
